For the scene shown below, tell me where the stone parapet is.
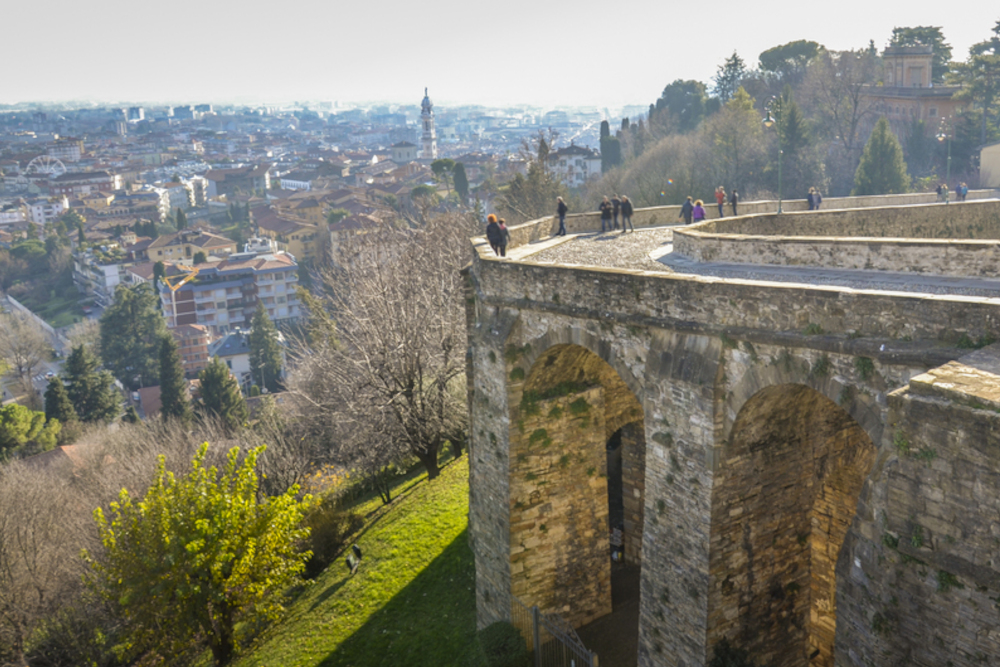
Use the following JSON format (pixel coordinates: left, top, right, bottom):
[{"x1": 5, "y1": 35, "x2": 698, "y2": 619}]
[{"x1": 498, "y1": 190, "x2": 999, "y2": 251}]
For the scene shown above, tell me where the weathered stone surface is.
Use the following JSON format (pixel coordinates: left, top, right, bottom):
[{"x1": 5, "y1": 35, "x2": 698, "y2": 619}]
[{"x1": 465, "y1": 200, "x2": 1000, "y2": 667}]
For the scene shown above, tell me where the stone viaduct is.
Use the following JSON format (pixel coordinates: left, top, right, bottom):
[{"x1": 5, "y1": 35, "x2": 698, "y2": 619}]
[{"x1": 464, "y1": 192, "x2": 1000, "y2": 667}]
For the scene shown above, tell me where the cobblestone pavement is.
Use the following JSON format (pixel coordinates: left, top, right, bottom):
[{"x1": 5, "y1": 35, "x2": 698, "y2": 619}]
[{"x1": 520, "y1": 226, "x2": 1000, "y2": 298}]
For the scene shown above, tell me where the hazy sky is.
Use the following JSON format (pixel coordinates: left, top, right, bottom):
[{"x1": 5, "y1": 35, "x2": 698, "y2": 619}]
[{"x1": 3, "y1": 0, "x2": 998, "y2": 110}]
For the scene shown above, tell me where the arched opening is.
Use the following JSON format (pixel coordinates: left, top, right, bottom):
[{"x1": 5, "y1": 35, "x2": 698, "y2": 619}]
[
  {"x1": 708, "y1": 384, "x2": 875, "y2": 667},
  {"x1": 508, "y1": 343, "x2": 645, "y2": 656}
]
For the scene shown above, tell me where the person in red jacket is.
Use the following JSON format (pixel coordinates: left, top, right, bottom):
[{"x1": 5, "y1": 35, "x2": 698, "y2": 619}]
[{"x1": 715, "y1": 186, "x2": 726, "y2": 217}]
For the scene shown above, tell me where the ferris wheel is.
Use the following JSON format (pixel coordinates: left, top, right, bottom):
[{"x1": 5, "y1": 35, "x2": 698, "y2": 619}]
[
  {"x1": 24, "y1": 155, "x2": 66, "y2": 178},
  {"x1": 14, "y1": 155, "x2": 66, "y2": 188}
]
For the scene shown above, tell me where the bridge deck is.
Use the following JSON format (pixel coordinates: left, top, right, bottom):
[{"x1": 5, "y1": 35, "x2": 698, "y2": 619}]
[{"x1": 509, "y1": 225, "x2": 1000, "y2": 299}]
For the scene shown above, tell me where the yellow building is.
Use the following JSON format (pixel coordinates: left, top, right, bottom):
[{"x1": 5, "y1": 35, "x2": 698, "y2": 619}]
[{"x1": 256, "y1": 214, "x2": 320, "y2": 262}]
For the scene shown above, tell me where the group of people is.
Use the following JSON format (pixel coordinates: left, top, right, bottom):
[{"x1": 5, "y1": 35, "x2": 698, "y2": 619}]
[
  {"x1": 937, "y1": 182, "x2": 969, "y2": 202},
  {"x1": 597, "y1": 194, "x2": 635, "y2": 233},
  {"x1": 807, "y1": 187, "x2": 823, "y2": 210},
  {"x1": 484, "y1": 214, "x2": 511, "y2": 256}
]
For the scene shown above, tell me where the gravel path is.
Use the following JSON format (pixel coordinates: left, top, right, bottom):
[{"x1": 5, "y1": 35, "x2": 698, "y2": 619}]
[
  {"x1": 522, "y1": 227, "x2": 1000, "y2": 298},
  {"x1": 526, "y1": 228, "x2": 676, "y2": 272}
]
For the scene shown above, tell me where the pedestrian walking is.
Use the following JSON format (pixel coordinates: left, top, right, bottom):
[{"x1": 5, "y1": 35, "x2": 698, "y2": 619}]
[
  {"x1": 813, "y1": 188, "x2": 822, "y2": 210},
  {"x1": 729, "y1": 189, "x2": 739, "y2": 216},
  {"x1": 960, "y1": 183, "x2": 969, "y2": 201},
  {"x1": 599, "y1": 196, "x2": 613, "y2": 233},
  {"x1": 611, "y1": 194, "x2": 621, "y2": 230},
  {"x1": 485, "y1": 214, "x2": 502, "y2": 256},
  {"x1": 715, "y1": 186, "x2": 726, "y2": 217},
  {"x1": 498, "y1": 218, "x2": 511, "y2": 257},
  {"x1": 620, "y1": 195, "x2": 634, "y2": 232},
  {"x1": 692, "y1": 199, "x2": 706, "y2": 222},
  {"x1": 679, "y1": 196, "x2": 694, "y2": 224},
  {"x1": 936, "y1": 183, "x2": 946, "y2": 202},
  {"x1": 807, "y1": 187, "x2": 816, "y2": 211},
  {"x1": 556, "y1": 196, "x2": 568, "y2": 236}
]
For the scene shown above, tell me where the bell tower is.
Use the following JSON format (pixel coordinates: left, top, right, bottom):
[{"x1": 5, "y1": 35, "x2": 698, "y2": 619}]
[{"x1": 421, "y1": 87, "x2": 438, "y2": 160}]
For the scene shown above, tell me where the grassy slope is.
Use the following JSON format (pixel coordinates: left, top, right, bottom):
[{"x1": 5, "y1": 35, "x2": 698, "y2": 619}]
[{"x1": 237, "y1": 457, "x2": 477, "y2": 667}]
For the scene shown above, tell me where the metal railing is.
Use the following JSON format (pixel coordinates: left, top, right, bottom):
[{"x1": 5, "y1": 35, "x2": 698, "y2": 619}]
[{"x1": 511, "y1": 596, "x2": 598, "y2": 667}]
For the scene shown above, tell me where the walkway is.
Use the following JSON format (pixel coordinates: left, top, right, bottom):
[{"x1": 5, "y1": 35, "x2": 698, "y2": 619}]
[{"x1": 514, "y1": 227, "x2": 1000, "y2": 299}]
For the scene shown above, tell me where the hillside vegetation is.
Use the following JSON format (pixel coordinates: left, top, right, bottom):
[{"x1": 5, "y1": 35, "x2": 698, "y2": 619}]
[{"x1": 235, "y1": 456, "x2": 476, "y2": 667}]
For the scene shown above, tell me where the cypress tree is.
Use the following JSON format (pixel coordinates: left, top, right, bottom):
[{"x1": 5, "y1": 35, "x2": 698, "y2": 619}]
[
  {"x1": 197, "y1": 357, "x2": 248, "y2": 433},
  {"x1": 853, "y1": 117, "x2": 910, "y2": 195},
  {"x1": 44, "y1": 378, "x2": 77, "y2": 424},
  {"x1": 159, "y1": 336, "x2": 191, "y2": 423},
  {"x1": 249, "y1": 303, "x2": 283, "y2": 393}
]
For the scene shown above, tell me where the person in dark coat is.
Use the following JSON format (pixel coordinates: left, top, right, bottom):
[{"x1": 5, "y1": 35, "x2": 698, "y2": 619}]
[
  {"x1": 620, "y1": 196, "x2": 634, "y2": 232},
  {"x1": 599, "y1": 196, "x2": 613, "y2": 233},
  {"x1": 485, "y1": 214, "x2": 502, "y2": 255},
  {"x1": 729, "y1": 190, "x2": 739, "y2": 216},
  {"x1": 807, "y1": 187, "x2": 816, "y2": 210},
  {"x1": 611, "y1": 194, "x2": 621, "y2": 230},
  {"x1": 679, "y1": 196, "x2": 694, "y2": 224},
  {"x1": 556, "y1": 196, "x2": 568, "y2": 236},
  {"x1": 497, "y1": 218, "x2": 511, "y2": 257},
  {"x1": 813, "y1": 188, "x2": 822, "y2": 209}
]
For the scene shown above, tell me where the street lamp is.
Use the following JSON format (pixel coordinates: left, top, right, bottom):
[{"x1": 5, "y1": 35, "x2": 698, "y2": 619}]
[
  {"x1": 936, "y1": 117, "x2": 952, "y2": 204},
  {"x1": 763, "y1": 97, "x2": 783, "y2": 214}
]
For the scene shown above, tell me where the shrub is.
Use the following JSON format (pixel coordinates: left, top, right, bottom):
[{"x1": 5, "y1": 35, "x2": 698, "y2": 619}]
[
  {"x1": 302, "y1": 493, "x2": 365, "y2": 579},
  {"x1": 478, "y1": 621, "x2": 530, "y2": 667}
]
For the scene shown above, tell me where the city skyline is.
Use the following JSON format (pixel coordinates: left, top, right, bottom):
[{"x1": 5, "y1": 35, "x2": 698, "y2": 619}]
[{"x1": 3, "y1": 0, "x2": 998, "y2": 109}]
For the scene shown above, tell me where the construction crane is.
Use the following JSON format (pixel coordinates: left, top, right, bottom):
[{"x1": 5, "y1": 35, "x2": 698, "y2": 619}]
[{"x1": 162, "y1": 264, "x2": 199, "y2": 328}]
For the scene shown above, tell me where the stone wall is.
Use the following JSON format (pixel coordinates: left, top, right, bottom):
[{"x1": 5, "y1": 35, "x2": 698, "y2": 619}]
[
  {"x1": 473, "y1": 252, "x2": 1000, "y2": 345},
  {"x1": 835, "y1": 348, "x2": 1000, "y2": 667},
  {"x1": 673, "y1": 234, "x2": 1000, "y2": 278},
  {"x1": 501, "y1": 191, "x2": 999, "y2": 250},
  {"x1": 465, "y1": 201, "x2": 1000, "y2": 666},
  {"x1": 509, "y1": 387, "x2": 612, "y2": 627}
]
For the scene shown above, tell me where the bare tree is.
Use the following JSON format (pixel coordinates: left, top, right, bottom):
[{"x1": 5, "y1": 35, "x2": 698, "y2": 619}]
[
  {"x1": 0, "y1": 311, "x2": 49, "y2": 382},
  {"x1": 65, "y1": 318, "x2": 102, "y2": 360},
  {"x1": 0, "y1": 462, "x2": 95, "y2": 666},
  {"x1": 290, "y1": 213, "x2": 472, "y2": 481}
]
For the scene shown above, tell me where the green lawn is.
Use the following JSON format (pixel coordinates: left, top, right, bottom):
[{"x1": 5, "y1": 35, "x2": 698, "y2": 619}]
[
  {"x1": 236, "y1": 456, "x2": 478, "y2": 667},
  {"x1": 16, "y1": 293, "x2": 85, "y2": 328}
]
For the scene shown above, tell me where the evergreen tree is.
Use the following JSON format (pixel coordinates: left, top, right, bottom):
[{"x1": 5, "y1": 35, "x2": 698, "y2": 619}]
[
  {"x1": 600, "y1": 135, "x2": 622, "y2": 171},
  {"x1": 713, "y1": 51, "x2": 747, "y2": 103},
  {"x1": 43, "y1": 378, "x2": 77, "y2": 424},
  {"x1": 63, "y1": 345, "x2": 120, "y2": 423},
  {"x1": 158, "y1": 335, "x2": 190, "y2": 423},
  {"x1": 193, "y1": 251, "x2": 207, "y2": 264},
  {"x1": 122, "y1": 405, "x2": 140, "y2": 424},
  {"x1": 654, "y1": 79, "x2": 709, "y2": 133},
  {"x1": 853, "y1": 117, "x2": 910, "y2": 195},
  {"x1": 600, "y1": 120, "x2": 610, "y2": 140},
  {"x1": 197, "y1": 357, "x2": 248, "y2": 432},
  {"x1": 175, "y1": 208, "x2": 187, "y2": 231},
  {"x1": 77, "y1": 222, "x2": 85, "y2": 245},
  {"x1": 100, "y1": 283, "x2": 169, "y2": 390},
  {"x1": 249, "y1": 303, "x2": 283, "y2": 394},
  {"x1": 453, "y1": 163, "x2": 469, "y2": 203}
]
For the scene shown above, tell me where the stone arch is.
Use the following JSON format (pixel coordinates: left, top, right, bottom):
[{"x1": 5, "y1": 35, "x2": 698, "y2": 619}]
[
  {"x1": 721, "y1": 358, "x2": 885, "y2": 454},
  {"x1": 707, "y1": 383, "x2": 877, "y2": 667},
  {"x1": 515, "y1": 326, "x2": 645, "y2": 403},
  {"x1": 507, "y1": 341, "x2": 646, "y2": 632}
]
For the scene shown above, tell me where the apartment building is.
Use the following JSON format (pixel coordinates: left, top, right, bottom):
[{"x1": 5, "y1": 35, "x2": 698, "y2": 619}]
[
  {"x1": 171, "y1": 324, "x2": 212, "y2": 378},
  {"x1": 160, "y1": 248, "x2": 299, "y2": 335}
]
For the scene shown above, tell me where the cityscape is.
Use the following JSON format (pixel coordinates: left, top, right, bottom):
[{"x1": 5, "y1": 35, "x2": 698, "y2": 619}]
[{"x1": 1, "y1": 5, "x2": 1000, "y2": 667}]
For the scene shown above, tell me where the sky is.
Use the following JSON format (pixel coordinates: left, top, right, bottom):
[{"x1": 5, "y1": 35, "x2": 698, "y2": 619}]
[{"x1": 3, "y1": 0, "x2": 998, "y2": 111}]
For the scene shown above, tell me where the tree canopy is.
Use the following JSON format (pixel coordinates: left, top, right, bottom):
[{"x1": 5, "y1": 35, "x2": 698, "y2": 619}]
[
  {"x1": 853, "y1": 117, "x2": 910, "y2": 195},
  {"x1": 86, "y1": 443, "x2": 312, "y2": 665},
  {"x1": 159, "y1": 335, "x2": 191, "y2": 423},
  {"x1": 197, "y1": 357, "x2": 248, "y2": 432},
  {"x1": 63, "y1": 345, "x2": 120, "y2": 424},
  {"x1": 0, "y1": 404, "x2": 59, "y2": 460},
  {"x1": 249, "y1": 303, "x2": 283, "y2": 394},
  {"x1": 713, "y1": 51, "x2": 747, "y2": 103},
  {"x1": 100, "y1": 282, "x2": 169, "y2": 390}
]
